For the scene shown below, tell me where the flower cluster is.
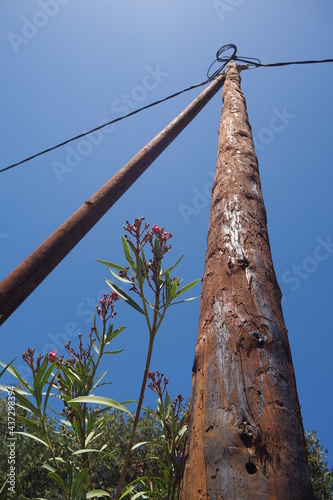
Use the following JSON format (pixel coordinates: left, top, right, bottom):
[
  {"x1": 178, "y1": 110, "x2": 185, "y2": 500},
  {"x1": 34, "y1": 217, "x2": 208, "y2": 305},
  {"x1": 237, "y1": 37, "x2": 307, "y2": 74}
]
[
  {"x1": 22, "y1": 347, "x2": 43, "y2": 376},
  {"x1": 148, "y1": 371, "x2": 184, "y2": 417},
  {"x1": 148, "y1": 370, "x2": 169, "y2": 397},
  {"x1": 96, "y1": 292, "x2": 119, "y2": 321}
]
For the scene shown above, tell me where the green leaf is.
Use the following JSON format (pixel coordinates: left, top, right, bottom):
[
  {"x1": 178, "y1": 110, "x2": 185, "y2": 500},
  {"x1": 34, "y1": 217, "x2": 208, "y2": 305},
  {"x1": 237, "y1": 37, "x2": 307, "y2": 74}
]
[
  {"x1": 105, "y1": 349, "x2": 124, "y2": 355},
  {"x1": 0, "y1": 358, "x2": 16, "y2": 379},
  {"x1": 164, "y1": 392, "x2": 171, "y2": 419},
  {"x1": 165, "y1": 268, "x2": 171, "y2": 301},
  {"x1": 0, "y1": 480, "x2": 8, "y2": 500},
  {"x1": 42, "y1": 463, "x2": 56, "y2": 473},
  {"x1": 48, "y1": 472, "x2": 67, "y2": 494},
  {"x1": 69, "y1": 396, "x2": 133, "y2": 417},
  {"x1": 174, "y1": 279, "x2": 201, "y2": 298},
  {"x1": 92, "y1": 341, "x2": 100, "y2": 356},
  {"x1": 131, "y1": 441, "x2": 148, "y2": 451},
  {"x1": 92, "y1": 371, "x2": 107, "y2": 390},
  {"x1": 136, "y1": 254, "x2": 146, "y2": 286},
  {"x1": 105, "y1": 279, "x2": 144, "y2": 315},
  {"x1": 93, "y1": 315, "x2": 101, "y2": 343},
  {"x1": 58, "y1": 364, "x2": 81, "y2": 382},
  {"x1": 18, "y1": 416, "x2": 47, "y2": 441},
  {"x1": 122, "y1": 235, "x2": 136, "y2": 271},
  {"x1": 85, "y1": 431, "x2": 96, "y2": 447},
  {"x1": 33, "y1": 372, "x2": 42, "y2": 409},
  {"x1": 169, "y1": 254, "x2": 184, "y2": 272},
  {"x1": 109, "y1": 268, "x2": 133, "y2": 284},
  {"x1": 0, "y1": 384, "x2": 28, "y2": 395},
  {"x1": 95, "y1": 258, "x2": 128, "y2": 272},
  {"x1": 13, "y1": 390, "x2": 39, "y2": 417},
  {"x1": 170, "y1": 295, "x2": 201, "y2": 306},
  {"x1": 15, "y1": 431, "x2": 48, "y2": 447},
  {"x1": 119, "y1": 485, "x2": 135, "y2": 499},
  {"x1": 73, "y1": 448, "x2": 106, "y2": 455},
  {"x1": 0, "y1": 361, "x2": 33, "y2": 393},
  {"x1": 106, "y1": 325, "x2": 125, "y2": 344},
  {"x1": 87, "y1": 490, "x2": 111, "y2": 499},
  {"x1": 72, "y1": 468, "x2": 89, "y2": 498},
  {"x1": 40, "y1": 360, "x2": 57, "y2": 389},
  {"x1": 169, "y1": 277, "x2": 178, "y2": 302},
  {"x1": 36, "y1": 355, "x2": 49, "y2": 385},
  {"x1": 154, "y1": 236, "x2": 161, "y2": 258}
]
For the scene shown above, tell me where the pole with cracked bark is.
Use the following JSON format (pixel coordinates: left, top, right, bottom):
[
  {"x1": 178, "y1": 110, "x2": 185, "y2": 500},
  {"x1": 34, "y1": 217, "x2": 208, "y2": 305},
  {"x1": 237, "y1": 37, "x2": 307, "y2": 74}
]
[{"x1": 179, "y1": 63, "x2": 314, "y2": 499}]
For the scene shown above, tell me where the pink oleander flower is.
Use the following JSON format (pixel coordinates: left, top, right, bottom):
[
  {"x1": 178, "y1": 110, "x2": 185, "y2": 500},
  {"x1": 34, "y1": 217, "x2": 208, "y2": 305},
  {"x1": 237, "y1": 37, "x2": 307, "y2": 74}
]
[
  {"x1": 111, "y1": 292, "x2": 120, "y2": 301},
  {"x1": 48, "y1": 350, "x2": 57, "y2": 363},
  {"x1": 162, "y1": 232, "x2": 168, "y2": 239},
  {"x1": 151, "y1": 224, "x2": 160, "y2": 234}
]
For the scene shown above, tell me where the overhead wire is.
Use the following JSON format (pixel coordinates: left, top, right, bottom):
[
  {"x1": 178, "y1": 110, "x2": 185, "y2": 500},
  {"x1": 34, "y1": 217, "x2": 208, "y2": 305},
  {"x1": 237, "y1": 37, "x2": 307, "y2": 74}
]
[{"x1": 2, "y1": 44, "x2": 333, "y2": 175}]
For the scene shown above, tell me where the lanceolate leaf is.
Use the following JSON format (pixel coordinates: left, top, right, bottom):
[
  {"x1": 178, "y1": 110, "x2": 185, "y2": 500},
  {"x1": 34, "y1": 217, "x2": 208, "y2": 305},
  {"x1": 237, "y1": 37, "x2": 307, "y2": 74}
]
[
  {"x1": 170, "y1": 295, "x2": 201, "y2": 306},
  {"x1": 73, "y1": 448, "x2": 107, "y2": 455},
  {"x1": 72, "y1": 468, "x2": 89, "y2": 498},
  {"x1": 92, "y1": 341, "x2": 100, "y2": 356},
  {"x1": 15, "y1": 431, "x2": 49, "y2": 447},
  {"x1": 18, "y1": 416, "x2": 47, "y2": 442},
  {"x1": 169, "y1": 254, "x2": 184, "y2": 272},
  {"x1": 106, "y1": 325, "x2": 125, "y2": 344},
  {"x1": 105, "y1": 279, "x2": 144, "y2": 315},
  {"x1": 40, "y1": 360, "x2": 57, "y2": 389},
  {"x1": 47, "y1": 472, "x2": 67, "y2": 494},
  {"x1": 42, "y1": 463, "x2": 56, "y2": 473},
  {"x1": 131, "y1": 441, "x2": 148, "y2": 451},
  {"x1": 122, "y1": 235, "x2": 136, "y2": 271},
  {"x1": 87, "y1": 490, "x2": 111, "y2": 499},
  {"x1": 69, "y1": 396, "x2": 133, "y2": 417},
  {"x1": 92, "y1": 371, "x2": 108, "y2": 390},
  {"x1": 109, "y1": 268, "x2": 133, "y2": 284},
  {"x1": 14, "y1": 390, "x2": 39, "y2": 417},
  {"x1": 95, "y1": 258, "x2": 128, "y2": 272},
  {"x1": 0, "y1": 362, "x2": 33, "y2": 393},
  {"x1": 0, "y1": 358, "x2": 16, "y2": 379},
  {"x1": 174, "y1": 279, "x2": 201, "y2": 298}
]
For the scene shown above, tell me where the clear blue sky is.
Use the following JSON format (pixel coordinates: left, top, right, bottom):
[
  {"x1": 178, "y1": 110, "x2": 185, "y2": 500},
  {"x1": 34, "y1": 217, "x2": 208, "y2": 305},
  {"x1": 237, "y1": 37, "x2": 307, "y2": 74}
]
[{"x1": 1, "y1": 1, "x2": 333, "y2": 467}]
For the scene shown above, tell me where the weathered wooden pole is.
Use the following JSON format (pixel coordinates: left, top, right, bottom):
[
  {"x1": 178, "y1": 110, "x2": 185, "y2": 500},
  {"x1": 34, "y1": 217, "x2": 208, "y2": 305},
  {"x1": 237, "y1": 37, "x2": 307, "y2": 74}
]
[
  {"x1": 0, "y1": 73, "x2": 226, "y2": 327},
  {"x1": 180, "y1": 63, "x2": 314, "y2": 499}
]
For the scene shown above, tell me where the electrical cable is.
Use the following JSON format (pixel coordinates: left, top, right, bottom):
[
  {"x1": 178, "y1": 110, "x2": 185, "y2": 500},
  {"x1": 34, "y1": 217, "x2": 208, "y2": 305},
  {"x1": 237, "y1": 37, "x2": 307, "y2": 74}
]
[
  {"x1": 206, "y1": 43, "x2": 333, "y2": 79},
  {"x1": 0, "y1": 80, "x2": 210, "y2": 174},
  {"x1": 2, "y1": 44, "x2": 333, "y2": 175}
]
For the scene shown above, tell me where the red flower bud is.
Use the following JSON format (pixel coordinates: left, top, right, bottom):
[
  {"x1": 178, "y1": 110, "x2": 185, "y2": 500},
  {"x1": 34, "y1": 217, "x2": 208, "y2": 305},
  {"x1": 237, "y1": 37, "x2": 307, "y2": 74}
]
[
  {"x1": 48, "y1": 350, "x2": 57, "y2": 363},
  {"x1": 152, "y1": 224, "x2": 160, "y2": 234}
]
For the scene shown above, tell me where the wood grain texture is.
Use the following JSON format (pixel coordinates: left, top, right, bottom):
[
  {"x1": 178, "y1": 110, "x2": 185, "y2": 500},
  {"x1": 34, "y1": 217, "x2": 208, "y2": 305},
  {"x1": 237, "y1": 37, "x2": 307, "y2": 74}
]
[{"x1": 179, "y1": 63, "x2": 314, "y2": 500}]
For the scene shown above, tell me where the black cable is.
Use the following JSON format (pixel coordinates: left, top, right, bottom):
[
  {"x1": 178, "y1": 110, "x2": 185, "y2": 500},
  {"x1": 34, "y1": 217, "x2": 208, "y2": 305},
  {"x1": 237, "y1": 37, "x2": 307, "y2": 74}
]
[
  {"x1": 0, "y1": 80, "x2": 209, "y2": 174},
  {"x1": 206, "y1": 44, "x2": 333, "y2": 79},
  {"x1": 2, "y1": 43, "x2": 333, "y2": 175}
]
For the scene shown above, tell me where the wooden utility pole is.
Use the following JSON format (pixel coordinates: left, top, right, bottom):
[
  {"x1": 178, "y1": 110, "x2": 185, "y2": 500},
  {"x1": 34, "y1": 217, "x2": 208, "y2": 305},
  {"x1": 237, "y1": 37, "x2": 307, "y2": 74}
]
[
  {"x1": 180, "y1": 63, "x2": 314, "y2": 499},
  {"x1": 0, "y1": 73, "x2": 226, "y2": 326}
]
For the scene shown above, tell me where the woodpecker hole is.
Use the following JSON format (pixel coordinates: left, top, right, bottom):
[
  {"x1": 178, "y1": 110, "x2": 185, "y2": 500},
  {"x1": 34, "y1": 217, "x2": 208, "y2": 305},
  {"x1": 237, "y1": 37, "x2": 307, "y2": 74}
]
[
  {"x1": 245, "y1": 461, "x2": 257, "y2": 474},
  {"x1": 249, "y1": 330, "x2": 267, "y2": 348}
]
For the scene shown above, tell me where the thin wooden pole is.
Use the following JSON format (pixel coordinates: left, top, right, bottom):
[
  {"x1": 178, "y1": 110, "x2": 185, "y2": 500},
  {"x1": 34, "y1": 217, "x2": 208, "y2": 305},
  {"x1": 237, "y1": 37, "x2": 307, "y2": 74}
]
[
  {"x1": 0, "y1": 73, "x2": 225, "y2": 326},
  {"x1": 179, "y1": 63, "x2": 314, "y2": 499}
]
